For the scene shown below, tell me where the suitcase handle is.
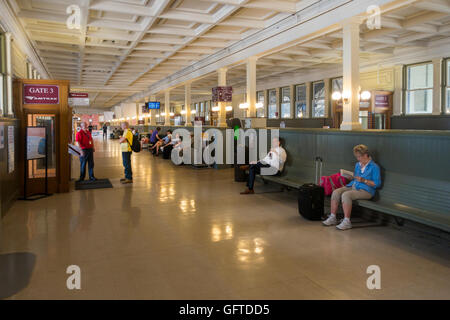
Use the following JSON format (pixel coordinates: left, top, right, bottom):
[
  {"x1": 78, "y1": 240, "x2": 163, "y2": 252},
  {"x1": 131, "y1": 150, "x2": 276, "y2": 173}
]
[{"x1": 315, "y1": 156, "x2": 323, "y2": 185}]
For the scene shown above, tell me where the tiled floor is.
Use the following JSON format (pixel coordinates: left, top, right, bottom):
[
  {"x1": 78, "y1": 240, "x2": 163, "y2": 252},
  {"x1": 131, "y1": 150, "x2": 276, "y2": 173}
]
[{"x1": 1, "y1": 137, "x2": 449, "y2": 300}]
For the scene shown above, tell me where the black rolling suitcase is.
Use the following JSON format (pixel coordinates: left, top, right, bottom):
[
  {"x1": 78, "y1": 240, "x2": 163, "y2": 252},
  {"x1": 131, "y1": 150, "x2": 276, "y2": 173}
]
[
  {"x1": 163, "y1": 145, "x2": 173, "y2": 159},
  {"x1": 298, "y1": 157, "x2": 325, "y2": 221}
]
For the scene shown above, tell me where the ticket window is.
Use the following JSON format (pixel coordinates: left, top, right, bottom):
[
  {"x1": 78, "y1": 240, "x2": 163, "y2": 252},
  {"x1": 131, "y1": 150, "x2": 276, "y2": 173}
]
[{"x1": 333, "y1": 90, "x2": 393, "y2": 129}]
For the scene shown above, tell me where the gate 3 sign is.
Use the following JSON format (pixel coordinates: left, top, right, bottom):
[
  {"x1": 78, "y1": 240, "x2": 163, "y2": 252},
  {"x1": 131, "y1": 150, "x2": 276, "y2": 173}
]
[{"x1": 24, "y1": 84, "x2": 60, "y2": 105}]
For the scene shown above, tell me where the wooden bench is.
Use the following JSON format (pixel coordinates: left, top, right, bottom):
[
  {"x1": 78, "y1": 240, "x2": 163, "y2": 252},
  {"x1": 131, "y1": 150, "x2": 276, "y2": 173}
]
[
  {"x1": 356, "y1": 173, "x2": 450, "y2": 232},
  {"x1": 254, "y1": 128, "x2": 450, "y2": 233}
]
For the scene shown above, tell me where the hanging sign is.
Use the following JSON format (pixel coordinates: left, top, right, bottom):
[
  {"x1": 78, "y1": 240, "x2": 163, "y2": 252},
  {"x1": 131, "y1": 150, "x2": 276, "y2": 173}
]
[
  {"x1": 212, "y1": 86, "x2": 233, "y2": 103},
  {"x1": 69, "y1": 92, "x2": 90, "y2": 107},
  {"x1": 24, "y1": 84, "x2": 60, "y2": 104}
]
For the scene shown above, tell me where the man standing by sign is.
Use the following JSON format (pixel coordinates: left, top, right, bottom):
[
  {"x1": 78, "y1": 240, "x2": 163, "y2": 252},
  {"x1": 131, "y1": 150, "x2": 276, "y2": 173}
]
[{"x1": 75, "y1": 122, "x2": 96, "y2": 182}]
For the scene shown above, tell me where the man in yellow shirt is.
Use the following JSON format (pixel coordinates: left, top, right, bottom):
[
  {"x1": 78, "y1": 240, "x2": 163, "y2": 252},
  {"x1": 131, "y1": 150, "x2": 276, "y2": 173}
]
[{"x1": 119, "y1": 122, "x2": 133, "y2": 184}]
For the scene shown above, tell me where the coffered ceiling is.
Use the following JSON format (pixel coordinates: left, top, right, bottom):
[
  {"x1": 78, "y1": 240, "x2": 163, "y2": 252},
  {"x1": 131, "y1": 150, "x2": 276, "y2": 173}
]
[{"x1": 6, "y1": 0, "x2": 450, "y2": 108}]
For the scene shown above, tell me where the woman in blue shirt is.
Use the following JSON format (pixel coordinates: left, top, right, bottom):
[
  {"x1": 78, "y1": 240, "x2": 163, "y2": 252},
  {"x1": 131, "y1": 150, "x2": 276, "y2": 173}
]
[{"x1": 323, "y1": 144, "x2": 381, "y2": 231}]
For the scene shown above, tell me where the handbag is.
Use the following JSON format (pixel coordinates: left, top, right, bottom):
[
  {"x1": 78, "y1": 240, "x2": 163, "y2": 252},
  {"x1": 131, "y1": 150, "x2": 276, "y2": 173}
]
[{"x1": 320, "y1": 173, "x2": 349, "y2": 196}]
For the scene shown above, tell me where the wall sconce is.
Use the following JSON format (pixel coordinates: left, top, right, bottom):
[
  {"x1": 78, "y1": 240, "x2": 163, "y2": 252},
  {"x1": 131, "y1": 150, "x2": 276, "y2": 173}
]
[
  {"x1": 156, "y1": 115, "x2": 160, "y2": 118},
  {"x1": 255, "y1": 102, "x2": 264, "y2": 109},
  {"x1": 360, "y1": 91, "x2": 372, "y2": 101},
  {"x1": 180, "y1": 110, "x2": 186, "y2": 115},
  {"x1": 170, "y1": 112, "x2": 175, "y2": 116},
  {"x1": 161, "y1": 113, "x2": 166, "y2": 116},
  {"x1": 239, "y1": 102, "x2": 249, "y2": 109},
  {"x1": 342, "y1": 91, "x2": 351, "y2": 104},
  {"x1": 332, "y1": 91, "x2": 342, "y2": 101},
  {"x1": 212, "y1": 106, "x2": 220, "y2": 112},
  {"x1": 191, "y1": 110, "x2": 196, "y2": 115},
  {"x1": 226, "y1": 106, "x2": 233, "y2": 112}
]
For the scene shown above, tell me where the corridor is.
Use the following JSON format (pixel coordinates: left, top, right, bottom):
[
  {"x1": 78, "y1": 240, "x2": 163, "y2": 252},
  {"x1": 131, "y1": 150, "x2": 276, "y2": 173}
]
[{"x1": 0, "y1": 137, "x2": 449, "y2": 300}]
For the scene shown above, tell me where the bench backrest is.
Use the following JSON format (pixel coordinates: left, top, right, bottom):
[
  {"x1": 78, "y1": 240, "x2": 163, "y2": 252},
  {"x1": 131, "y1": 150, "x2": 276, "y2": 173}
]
[{"x1": 273, "y1": 128, "x2": 450, "y2": 229}]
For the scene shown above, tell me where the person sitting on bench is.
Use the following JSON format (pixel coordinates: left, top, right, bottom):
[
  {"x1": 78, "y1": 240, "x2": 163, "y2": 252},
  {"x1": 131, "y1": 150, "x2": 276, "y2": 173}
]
[
  {"x1": 323, "y1": 144, "x2": 381, "y2": 231},
  {"x1": 240, "y1": 137, "x2": 287, "y2": 195},
  {"x1": 151, "y1": 130, "x2": 172, "y2": 156}
]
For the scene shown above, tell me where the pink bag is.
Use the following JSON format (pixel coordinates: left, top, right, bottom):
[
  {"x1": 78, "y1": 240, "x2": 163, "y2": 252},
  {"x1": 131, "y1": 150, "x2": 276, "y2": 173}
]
[{"x1": 320, "y1": 173, "x2": 349, "y2": 196}]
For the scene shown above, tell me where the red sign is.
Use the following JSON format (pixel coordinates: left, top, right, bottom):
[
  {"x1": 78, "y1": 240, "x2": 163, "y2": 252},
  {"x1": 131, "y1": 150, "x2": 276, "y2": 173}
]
[
  {"x1": 212, "y1": 86, "x2": 233, "y2": 103},
  {"x1": 69, "y1": 92, "x2": 88, "y2": 98},
  {"x1": 375, "y1": 95, "x2": 389, "y2": 107},
  {"x1": 24, "y1": 84, "x2": 59, "y2": 105}
]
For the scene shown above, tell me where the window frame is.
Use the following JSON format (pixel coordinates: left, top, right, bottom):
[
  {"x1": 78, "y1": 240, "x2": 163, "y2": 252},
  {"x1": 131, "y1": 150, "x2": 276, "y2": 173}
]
[
  {"x1": 295, "y1": 83, "x2": 307, "y2": 119},
  {"x1": 312, "y1": 80, "x2": 326, "y2": 118},
  {"x1": 280, "y1": 86, "x2": 292, "y2": 119},
  {"x1": 404, "y1": 61, "x2": 434, "y2": 115},
  {"x1": 0, "y1": 33, "x2": 6, "y2": 116},
  {"x1": 268, "y1": 88, "x2": 278, "y2": 119},
  {"x1": 256, "y1": 90, "x2": 265, "y2": 118}
]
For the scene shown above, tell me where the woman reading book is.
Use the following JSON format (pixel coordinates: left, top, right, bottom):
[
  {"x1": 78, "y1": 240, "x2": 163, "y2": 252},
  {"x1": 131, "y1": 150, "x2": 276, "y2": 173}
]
[{"x1": 323, "y1": 144, "x2": 381, "y2": 231}]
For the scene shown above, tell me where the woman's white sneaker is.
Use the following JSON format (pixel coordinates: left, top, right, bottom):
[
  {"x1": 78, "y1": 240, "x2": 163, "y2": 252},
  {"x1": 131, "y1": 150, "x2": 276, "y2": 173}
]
[
  {"x1": 322, "y1": 215, "x2": 337, "y2": 226},
  {"x1": 336, "y1": 219, "x2": 352, "y2": 230}
]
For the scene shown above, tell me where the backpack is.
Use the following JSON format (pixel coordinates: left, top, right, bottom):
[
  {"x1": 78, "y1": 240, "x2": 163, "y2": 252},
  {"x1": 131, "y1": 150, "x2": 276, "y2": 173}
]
[
  {"x1": 320, "y1": 173, "x2": 348, "y2": 196},
  {"x1": 128, "y1": 133, "x2": 141, "y2": 153}
]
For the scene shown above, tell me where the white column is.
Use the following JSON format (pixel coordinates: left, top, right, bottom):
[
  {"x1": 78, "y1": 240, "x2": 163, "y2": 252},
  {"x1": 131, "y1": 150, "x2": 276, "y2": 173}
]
[
  {"x1": 5, "y1": 33, "x2": 13, "y2": 116},
  {"x1": 340, "y1": 20, "x2": 362, "y2": 131},
  {"x1": 149, "y1": 95, "x2": 157, "y2": 126},
  {"x1": 27, "y1": 62, "x2": 33, "y2": 79},
  {"x1": 432, "y1": 58, "x2": 443, "y2": 115},
  {"x1": 247, "y1": 57, "x2": 258, "y2": 118},
  {"x1": 164, "y1": 90, "x2": 171, "y2": 126},
  {"x1": 185, "y1": 82, "x2": 192, "y2": 126},
  {"x1": 218, "y1": 68, "x2": 228, "y2": 128},
  {"x1": 393, "y1": 65, "x2": 403, "y2": 116},
  {"x1": 33, "y1": 69, "x2": 38, "y2": 80}
]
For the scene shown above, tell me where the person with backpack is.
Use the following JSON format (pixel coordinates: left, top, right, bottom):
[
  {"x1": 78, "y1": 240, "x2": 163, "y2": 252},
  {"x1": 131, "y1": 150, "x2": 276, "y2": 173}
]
[{"x1": 119, "y1": 122, "x2": 134, "y2": 184}]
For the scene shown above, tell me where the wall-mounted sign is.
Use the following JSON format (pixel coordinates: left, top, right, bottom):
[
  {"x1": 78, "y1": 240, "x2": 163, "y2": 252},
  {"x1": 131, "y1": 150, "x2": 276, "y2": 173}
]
[
  {"x1": 69, "y1": 92, "x2": 90, "y2": 107},
  {"x1": 375, "y1": 94, "x2": 390, "y2": 108},
  {"x1": 8, "y1": 126, "x2": 15, "y2": 173},
  {"x1": 212, "y1": 86, "x2": 233, "y2": 103},
  {"x1": 23, "y1": 84, "x2": 59, "y2": 104},
  {"x1": 24, "y1": 84, "x2": 60, "y2": 105},
  {"x1": 0, "y1": 126, "x2": 4, "y2": 149},
  {"x1": 142, "y1": 105, "x2": 149, "y2": 114}
]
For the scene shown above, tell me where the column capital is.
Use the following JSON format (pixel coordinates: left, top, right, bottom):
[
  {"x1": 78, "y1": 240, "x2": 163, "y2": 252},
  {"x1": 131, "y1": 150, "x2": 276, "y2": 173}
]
[
  {"x1": 247, "y1": 56, "x2": 258, "y2": 63},
  {"x1": 341, "y1": 16, "x2": 364, "y2": 29},
  {"x1": 218, "y1": 67, "x2": 228, "y2": 74}
]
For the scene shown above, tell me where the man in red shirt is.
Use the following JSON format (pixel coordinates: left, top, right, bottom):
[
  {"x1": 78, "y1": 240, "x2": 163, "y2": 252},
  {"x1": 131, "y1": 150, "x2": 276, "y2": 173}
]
[{"x1": 75, "y1": 122, "x2": 96, "y2": 182}]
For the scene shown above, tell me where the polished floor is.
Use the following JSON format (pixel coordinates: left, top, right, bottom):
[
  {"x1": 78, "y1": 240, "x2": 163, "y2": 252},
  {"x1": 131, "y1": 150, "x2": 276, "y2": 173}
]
[{"x1": 1, "y1": 137, "x2": 449, "y2": 300}]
